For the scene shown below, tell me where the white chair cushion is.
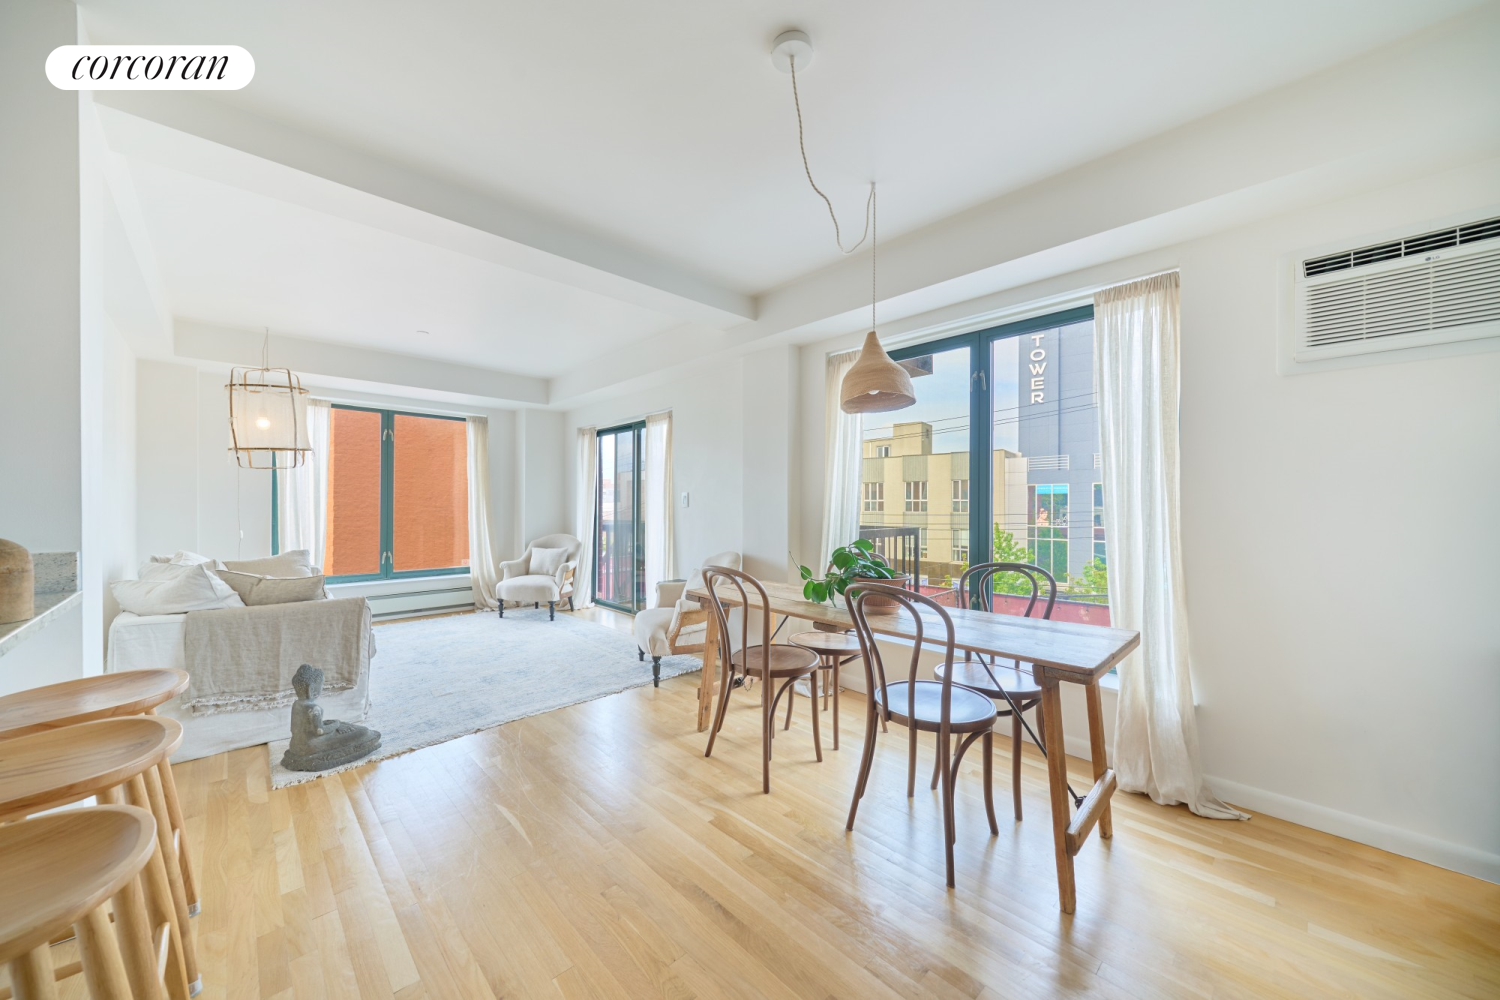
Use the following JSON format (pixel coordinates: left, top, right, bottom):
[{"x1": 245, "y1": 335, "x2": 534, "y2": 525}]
[
  {"x1": 498, "y1": 574, "x2": 562, "y2": 603},
  {"x1": 529, "y1": 547, "x2": 567, "y2": 577}
]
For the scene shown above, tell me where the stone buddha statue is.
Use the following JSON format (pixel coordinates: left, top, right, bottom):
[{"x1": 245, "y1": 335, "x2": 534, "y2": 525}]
[{"x1": 281, "y1": 664, "x2": 381, "y2": 771}]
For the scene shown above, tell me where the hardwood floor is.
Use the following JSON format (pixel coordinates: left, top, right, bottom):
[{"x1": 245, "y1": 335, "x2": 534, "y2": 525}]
[{"x1": 21, "y1": 609, "x2": 1498, "y2": 999}]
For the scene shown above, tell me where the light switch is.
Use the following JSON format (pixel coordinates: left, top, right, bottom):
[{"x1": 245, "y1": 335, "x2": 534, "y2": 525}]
[{"x1": 681, "y1": 491, "x2": 690, "y2": 508}]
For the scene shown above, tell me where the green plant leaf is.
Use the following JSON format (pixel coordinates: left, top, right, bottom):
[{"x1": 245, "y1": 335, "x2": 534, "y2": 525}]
[
  {"x1": 798, "y1": 564, "x2": 813, "y2": 580},
  {"x1": 851, "y1": 538, "x2": 874, "y2": 552},
  {"x1": 807, "y1": 581, "x2": 827, "y2": 603},
  {"x1": 831, "y1": 550, "x2": 855, "y2": 570}
]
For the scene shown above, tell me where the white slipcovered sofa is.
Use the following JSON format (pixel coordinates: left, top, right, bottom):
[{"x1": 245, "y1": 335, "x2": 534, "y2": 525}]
[
  {"x1": 633, "y1": 550, "x2": 741, "y2": 686},
  {"x1": 497, "y1": 533, "x2": 581, "y2": 620}
]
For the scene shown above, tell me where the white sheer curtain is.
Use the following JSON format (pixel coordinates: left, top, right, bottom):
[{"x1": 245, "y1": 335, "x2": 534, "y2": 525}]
[
  {"x1": 820, "y1": 349, "x2": 864, "y2": 570},
  {"x1": 1095, "y1": 272, "x2": 1247, "y2": 821},
  {"x1": 643, "y1": 411, "x2": 674, "y2": 603},
  {"x1": 573, "y1": 427, "x2": 598, "y2": 609},
  {"x1": 276, "y1": 398, "x2": 330, "y2": 568},
  {"x1": 466, "y1": 416, "x2": 501, "y2": 610}
]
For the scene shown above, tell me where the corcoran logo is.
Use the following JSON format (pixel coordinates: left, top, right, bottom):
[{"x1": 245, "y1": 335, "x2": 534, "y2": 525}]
[{"x1": 46, "y1": 45, "x2": 254, "y2": 90}]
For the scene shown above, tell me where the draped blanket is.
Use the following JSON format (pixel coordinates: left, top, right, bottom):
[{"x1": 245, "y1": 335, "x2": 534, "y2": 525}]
[{"x1": 182, "y1": 597, "x2": 375, "y2": 715}]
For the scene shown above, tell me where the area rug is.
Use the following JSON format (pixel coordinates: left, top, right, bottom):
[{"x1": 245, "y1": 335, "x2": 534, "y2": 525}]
[{"x1": 266, "y1": 610, "x2": 699, "y2": 788}]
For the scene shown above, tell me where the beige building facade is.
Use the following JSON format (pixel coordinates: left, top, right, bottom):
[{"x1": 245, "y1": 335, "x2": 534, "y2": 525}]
[{"x1": 859, "y1": 421, "x2": 1021, "y2": 586}]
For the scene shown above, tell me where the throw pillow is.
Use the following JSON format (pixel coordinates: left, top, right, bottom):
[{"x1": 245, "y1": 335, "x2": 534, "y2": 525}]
[
  {"x1": 146, "y1": 551, "x2": 222, "y2": 568},
  {"x1": 529, "y1": 546, "x2": 567, "y2": 577},
  {"x1": 215, "y1": 570, "x2": 327, "y2": 606},
  {"x1": 222, "y1": 550, "x2": 314, "y2": 577},
  {"x1": 111, "y1": 563, "x2": 245, "y2": 616}
]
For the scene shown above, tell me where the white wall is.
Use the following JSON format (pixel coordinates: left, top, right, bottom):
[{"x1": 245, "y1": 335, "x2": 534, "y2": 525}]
[
  {"x1": 797, "y1": 155, "x2": 1500, "y2": 880},
  {"x1": 99, "y1": 319, "x2": 138, "y2": 645},
  {"x1": 563, "y1": 354, "x2": 748, "y2": 588},
  {"x1": 513, "y1": 409, "x2": 567, "y2": 546},
  {"x1": 0, "y1": 0, "x2": 85, "y2": 693}
]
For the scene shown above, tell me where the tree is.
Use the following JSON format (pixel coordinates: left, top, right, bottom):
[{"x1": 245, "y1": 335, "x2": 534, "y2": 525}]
[
  {"x1": 1075, "y1": 556, "x2": 1109, "y2": 605},
  {"x1": 990, "y1": 525, "x2": 1044, "y2": 595}
]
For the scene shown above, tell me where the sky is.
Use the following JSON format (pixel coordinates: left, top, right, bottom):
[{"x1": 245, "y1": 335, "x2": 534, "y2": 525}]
[{"x1": 863, "y1": 335, "x2": 1023, "y2": 454}]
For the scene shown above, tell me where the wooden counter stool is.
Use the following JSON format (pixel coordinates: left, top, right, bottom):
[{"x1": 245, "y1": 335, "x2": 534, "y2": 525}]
[
  {"x1": 0, "y1": 670, "x2": 199, "y2": 916},
  {"x1": 0, "y1": 717, "x2": 199, "y2": 999},
  {"x1": 0, "y1": 805, "x2": 165, "y2": 1000},
  {"x1": 788, "y1": 630, "x2": 862, "y2": 750}
]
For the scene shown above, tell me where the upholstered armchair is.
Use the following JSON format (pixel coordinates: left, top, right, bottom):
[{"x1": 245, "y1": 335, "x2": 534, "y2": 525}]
[
  {"x1": 633, "y1": 550, "x2": 741, "y2": 686},
  {"x1": 497, "y1": 533, "x2": 582, "y2": 620}
]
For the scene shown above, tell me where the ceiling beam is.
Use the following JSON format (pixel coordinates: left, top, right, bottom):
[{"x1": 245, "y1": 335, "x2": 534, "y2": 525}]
[
  {"x1": 95, "y1": 91, "x2": 755, "y2": 328},
  {"x1": 175, "y1": 320, "x2": 549, "y2": 406}
]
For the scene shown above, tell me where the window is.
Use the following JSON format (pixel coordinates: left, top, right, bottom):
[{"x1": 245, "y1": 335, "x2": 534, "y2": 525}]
[
  {"x1": 1028, "y1": 484, "x2": 1069, "y2": 581},
  {"x1": 952, "y1": 479, "x2": 969, "y2": 513},
  {"x1": 595, "y1": 422, "x2": 646, "y2": 612},
  {"x1": 919, "y1": 527, "x2": 929, "y2": 559},
  {"x1": 904, "y1": 480, "x2": 928, "y2": 512},
  {"x1": 862, "y1": 482, "x2": 884, "y2": 512},
  {"x1": 306, "y1": 405, "x2": 469, "y2": 581},
  {"x1": 856, "y1": 305, "x2": 1106, "y2": 619}
]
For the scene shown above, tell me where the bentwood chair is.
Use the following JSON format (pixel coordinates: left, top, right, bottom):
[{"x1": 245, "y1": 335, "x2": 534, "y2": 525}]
[
  {"x1": 929, "y1": 562, "x2": 1056, "y2": 821},
  {"x1": 0, "y1": 806, "x2": 169, "y2": 1000},
  {"x1": 702, "y1": 566, "x2": 822, "y2": 793},
  {"x1": 845, "y1": 583, "x2": 1000, "y2": 888}
]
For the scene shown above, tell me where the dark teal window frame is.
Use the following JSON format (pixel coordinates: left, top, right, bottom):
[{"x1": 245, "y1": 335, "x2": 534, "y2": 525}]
[
  {"x1": 271, "y1": 404, "x2": 470, "y2": 583},
  {"x1": 884, "y1": 305, "x2": 1093, "y2": 591},
  {"x1": 593, "y1": 420, "x2": 647, "y2": 613}
]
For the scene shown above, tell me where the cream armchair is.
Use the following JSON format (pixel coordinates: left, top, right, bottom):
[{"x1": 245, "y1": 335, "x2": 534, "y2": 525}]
[
  {"x1": 497, "y1": 533, "x2": 582, "y2": 620},
  {"x1": 634, "y1": 550, "x2": 741, "y2": 686}
]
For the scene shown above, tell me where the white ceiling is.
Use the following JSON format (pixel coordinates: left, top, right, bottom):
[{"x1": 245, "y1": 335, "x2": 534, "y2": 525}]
[
  {"x1": 81, "y1": 0, "x2": 1484, "y2": 299},
  {"x1": 125, "y1": 158, "x2": 680, "y2": 376}
]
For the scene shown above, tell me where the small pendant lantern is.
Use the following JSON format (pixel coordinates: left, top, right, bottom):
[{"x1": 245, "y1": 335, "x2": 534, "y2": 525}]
[
  {"x1": 227, "y1": 364, "x2": 310, "y2": 469},
  {"x1": 840, "y1": 331, "x2": 915, "y2": 413}
]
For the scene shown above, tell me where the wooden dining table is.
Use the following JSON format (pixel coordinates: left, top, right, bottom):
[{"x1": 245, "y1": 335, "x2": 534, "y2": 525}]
[{"x1": 686, "y1": 578, "x2": 1140, "y2": 913}]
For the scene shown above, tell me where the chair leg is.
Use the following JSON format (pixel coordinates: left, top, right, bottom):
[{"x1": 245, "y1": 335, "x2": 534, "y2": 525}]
[
  {"x1": 498, "y1": 603, "x2": 504, "y2": 618},
  {"x1": 832, "y1": 661, "x2": 840, "y2": 751},
  {"x1": 155, "y1": 757, "x2": 198, "y2": 916},
  {"x1": 113, "y1": 873, "x2": 164, "y2": 1000},
  {"x1": 931, "y1": 730, "x2": 943, "y2": 791},
  {"x1": 783, "y1": 683, "x2": 796, "y2": 731},
  {"x1": 846, "y1": 703, "x2": 880, "y2": 830},
  {"x1": 651, "y1": 656, "x2": 661, "y2": 687},
  {"x1": 941, "y1": 729, "x2": 956, "y2": 889},
  {"x1": 549, "y1": 601, "x2": 555, "y2": 621},
  {"x1": 1012, "y1": 711, "x2": 1024, "y2": 821},
  {"x1": 907, "y1": 726, "x2": 919, "y2": 798},
  {"x1": 761, "y1": 664, "x2": 772, "y2": 794},
  {"x1": 534, "y1": 602, "x2": 539, "y2": 609},
  {"x1": 638, "y1": 648, "x2": 644, "y2": 661},
  {"x1": 982, "y1": 730, "x2": 999, "y2": 835},
  {"x1": 138, "y1": 770, "x2": 198, "y2": 996},
  {"x1": 704, "y1": 659, "x2": 735, "y2": 757},
  {"x1": 808, "y1": 669, "x2": 822, "y2": 762},
  {"x1": 77, "y1": 903, "x2": 134, "y2": 1000},
  {"x1": 7, "y1": 946, "x2": 58, "y2": 1000},
  {"x1": 569, "y1": 595, "x2": 575, "y2": 611}
]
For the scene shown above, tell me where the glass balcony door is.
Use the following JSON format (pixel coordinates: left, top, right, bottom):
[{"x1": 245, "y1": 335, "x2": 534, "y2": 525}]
[{"x1": 595, "y1": 422, "x2": 646, "y2": 612}]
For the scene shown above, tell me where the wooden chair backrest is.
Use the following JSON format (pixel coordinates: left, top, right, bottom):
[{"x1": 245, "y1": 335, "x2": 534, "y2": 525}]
[
  {"x1": 846, "y1": 583, "x2": 962, "y2": 733},
  {"x1": 701, "y1": 565, "x2": 775, "y2": 678}
]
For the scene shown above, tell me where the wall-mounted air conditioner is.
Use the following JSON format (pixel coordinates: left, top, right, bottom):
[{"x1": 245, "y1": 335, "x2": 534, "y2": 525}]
[{"x1": 1288, "y1": 214, "x2": 1500, "y2": 367}]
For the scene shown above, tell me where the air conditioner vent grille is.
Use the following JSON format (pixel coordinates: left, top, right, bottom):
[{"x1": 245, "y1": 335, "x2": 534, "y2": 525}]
[
  {"x1": 1302, "y1": 215, "x2": 1500, "y2": 278},
  {"x1": 1303, "y1": 245, "x2": 1500, "y2": 347}
]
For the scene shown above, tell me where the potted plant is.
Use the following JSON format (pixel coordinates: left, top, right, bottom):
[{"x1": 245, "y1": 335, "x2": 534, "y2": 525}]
[{"x1": 796, "y1": 539, "x2": 911, "y2": 609}]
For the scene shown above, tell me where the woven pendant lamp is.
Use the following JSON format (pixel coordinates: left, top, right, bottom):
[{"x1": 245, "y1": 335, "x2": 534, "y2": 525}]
[{"x1": 840, "y1": 331, "x2": 915, "y2": 413}]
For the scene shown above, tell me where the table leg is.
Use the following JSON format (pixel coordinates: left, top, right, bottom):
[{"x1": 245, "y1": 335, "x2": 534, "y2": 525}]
[
  {"x1": 696, "y1": 607, "x2": 720, "y2": 732},
  {"x1": 1084, "y1": 679, "x2": 1112, "y2": 839},
  {"x1": 1039, "y1": 677, "x2": 1076, "y2": 914}
]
